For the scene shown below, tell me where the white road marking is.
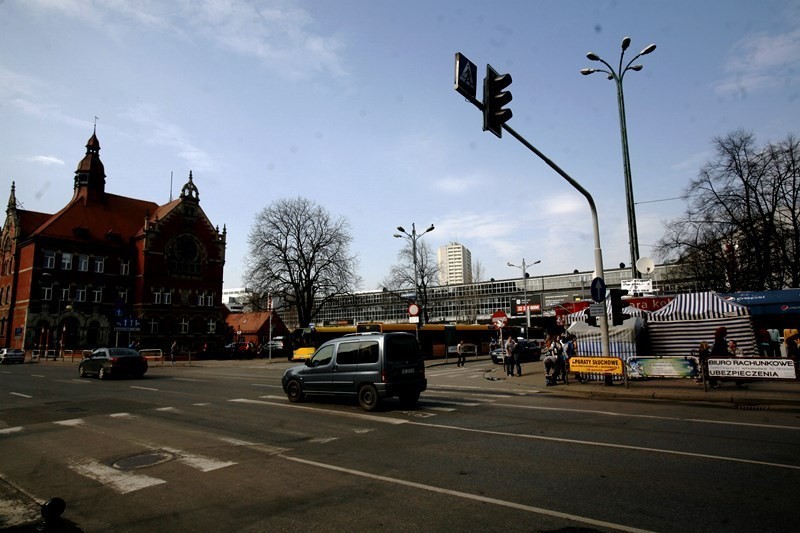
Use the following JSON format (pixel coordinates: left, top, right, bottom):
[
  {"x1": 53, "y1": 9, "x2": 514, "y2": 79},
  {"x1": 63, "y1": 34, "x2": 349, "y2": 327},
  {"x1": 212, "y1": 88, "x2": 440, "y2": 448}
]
[
  {"x1": 54, "y1": 419, "x2": 84, "y2": 427},
  {"x1": 109, "y1": 413, "x2": 133, "y2": 418},
  {"x1": 281, "y1": 455, "x2": 654, "y2": 533},
  {"x1": 9, "y1": 392, "x2": 32, "y2": 398},
  {"x1": 259, "y1": 395, "x2": 286, "y2": 400},
  {"x1": 0, "y1": 426, "x2": 23, "y2": 434},
  {"x1": 160, "y1": 446, "x2": 236, "y2": 472},
  {"x1": 309, "y1": 437, "x2": 339, "y2": 443},
  {"x1": 68, "y1": 459, "x2": 165, "y2": 494},
  {"x1": 230, "y1": 398, "x2": 408, "y2": 425},
  {"x1": 171, "y1": 377, "x2": 209, "y2": 382},
  {"x1": 155, "y1": 407, "x2": 177, "y2": 412},
  {"x1": 407, "y1": 420, "x2": 800, "y2": 471},
  {"x1": 492, "y1": 404, "x2": 800, "y2": 431},
  {"x1": 421, "y1": 399, "x2": 480, "y2": 407},
  {"x1": 425, "y1": 407, "x2": 456, "y2": 412},
  {"x1": 193, "y1": 402, "x2": 211, "y2": 406},
  {"x1": 217, "y1": 437, "x2": 289, "y2": 454},
  {"x1": 130, "y1": 385, "x2": 158, "y2": 391}
]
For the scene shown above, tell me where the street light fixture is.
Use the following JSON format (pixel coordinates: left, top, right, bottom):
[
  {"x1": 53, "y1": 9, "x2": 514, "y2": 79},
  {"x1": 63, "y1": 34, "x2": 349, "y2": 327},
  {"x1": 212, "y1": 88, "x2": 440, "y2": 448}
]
[
  {"x1": 582, "y1": 36, "x2": 656, "y2": 280},
  {"x1": 393, "y1": 223, "x2": 435, "y2": 328},
  {"x1": 507, "y1": 259, "x2": 541, "y2": 337}
]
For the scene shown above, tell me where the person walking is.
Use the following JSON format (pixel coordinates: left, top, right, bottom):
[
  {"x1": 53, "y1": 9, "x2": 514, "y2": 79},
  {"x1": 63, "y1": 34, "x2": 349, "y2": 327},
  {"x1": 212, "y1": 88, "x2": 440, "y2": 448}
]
[
  {"x1": 170, "y1": 340, "x2": 177, "y2": 366},
  {"x1": 456, "y1": 340, "x2": 466, "y2": 367}
]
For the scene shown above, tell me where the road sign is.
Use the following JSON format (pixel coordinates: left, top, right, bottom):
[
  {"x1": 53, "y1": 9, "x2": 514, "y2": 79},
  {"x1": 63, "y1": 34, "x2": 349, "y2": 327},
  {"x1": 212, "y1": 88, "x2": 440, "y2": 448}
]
[
  {"x1": 590, "y1": 277, "x2": 607, "y2": 302},
  {"x1": 454, "y1": 52, "x2": 478, "y2": 101},
  {"x1": 408, "y1": 303, "x2": 420, "y2": 317},
  {"x1": 491, "y1": 309, "x2": 508, "y2": 329}
]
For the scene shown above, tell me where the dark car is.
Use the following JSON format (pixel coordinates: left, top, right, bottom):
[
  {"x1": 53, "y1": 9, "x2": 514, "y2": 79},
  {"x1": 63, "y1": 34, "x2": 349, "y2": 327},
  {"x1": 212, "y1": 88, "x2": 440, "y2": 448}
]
[
  {"x1": 78, "y1": 347, "x2": 148, "y2": 379},
  {"x1": 490, "y1": 339, "x2": 542, "y2": 364},
  {"x1": 0, "y1": 348, "x2": 25, "y2": 364},
  {"x1": 282, "y1": 332, "x2": 427, "y2": 411}
]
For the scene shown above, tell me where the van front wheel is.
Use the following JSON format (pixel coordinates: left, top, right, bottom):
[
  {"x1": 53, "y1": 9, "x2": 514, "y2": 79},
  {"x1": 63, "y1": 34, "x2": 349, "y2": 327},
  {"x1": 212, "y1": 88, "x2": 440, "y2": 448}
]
[
  {"x1": 358, "y1": 384, "x2": 380, "y2": 411},
  {"x1": 286, "y1": 379, "x2": 304, "y2": 403}
]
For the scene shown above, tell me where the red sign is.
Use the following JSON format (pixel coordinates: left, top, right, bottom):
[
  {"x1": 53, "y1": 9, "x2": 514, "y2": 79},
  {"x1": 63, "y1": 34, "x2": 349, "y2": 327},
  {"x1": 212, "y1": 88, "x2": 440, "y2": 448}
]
[
  {"x1": 408, "y1": 303, "x2": 420, "y2": 317},
  {"x1": 491, "y1": 310, "x2": 508, "y2": 329}
]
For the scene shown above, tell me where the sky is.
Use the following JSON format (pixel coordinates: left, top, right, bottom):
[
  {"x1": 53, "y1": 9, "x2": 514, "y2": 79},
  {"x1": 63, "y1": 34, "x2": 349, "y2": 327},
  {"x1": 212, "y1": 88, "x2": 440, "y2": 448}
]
[{"x1": 2, "y1": 0, "x2": 799, "y2": 292}]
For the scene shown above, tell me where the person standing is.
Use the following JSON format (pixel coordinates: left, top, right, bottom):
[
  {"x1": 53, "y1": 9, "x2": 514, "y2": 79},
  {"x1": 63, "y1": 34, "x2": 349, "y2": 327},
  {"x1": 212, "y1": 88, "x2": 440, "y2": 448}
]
[
  {"x1": 767, "y1": 327, "x2": 781, "y2": 358},
  {"x1": 504, "y1": 336, "x2": 517, "y2": 377},
  {"x1": 170, "y1": 340, "x2": 177, "y2": 366},
  {"x1": 513, "y1": 340, "x2": 523, "y2": 377},
  {"x1": 456, "y1": 340, "x2": 466, "y2": 367}
]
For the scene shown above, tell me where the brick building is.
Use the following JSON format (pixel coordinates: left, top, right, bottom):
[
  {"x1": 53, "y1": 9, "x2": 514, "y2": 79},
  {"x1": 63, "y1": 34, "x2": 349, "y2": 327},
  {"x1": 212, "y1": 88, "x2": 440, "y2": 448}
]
[{"x1": 0, "y1": 131, "x2": 227, "y2": 354}]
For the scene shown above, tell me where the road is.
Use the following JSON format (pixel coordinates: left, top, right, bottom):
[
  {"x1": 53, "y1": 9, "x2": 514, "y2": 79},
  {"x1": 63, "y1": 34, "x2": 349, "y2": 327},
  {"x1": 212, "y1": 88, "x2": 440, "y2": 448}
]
[{"x1": 1, "y1": 359, "x2": 799, "y2": 532}]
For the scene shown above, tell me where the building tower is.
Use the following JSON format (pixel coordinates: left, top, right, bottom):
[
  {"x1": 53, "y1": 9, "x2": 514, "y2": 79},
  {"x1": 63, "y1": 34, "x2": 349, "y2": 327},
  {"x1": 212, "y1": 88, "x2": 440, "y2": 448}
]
[{"x1": 437, "y1": 243, "x2": 472, "y2": 285}]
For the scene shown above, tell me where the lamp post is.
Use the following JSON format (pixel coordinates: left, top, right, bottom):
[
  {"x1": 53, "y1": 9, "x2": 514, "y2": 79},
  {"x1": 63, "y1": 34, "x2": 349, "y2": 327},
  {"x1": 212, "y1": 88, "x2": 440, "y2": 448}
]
[
  {"x1": 507, "y1": 259, "x2": 540, "y2": 337},
  {"x1": 582, "y1": 36, "x2": 656, "y2": 280},
  {"x1": 393, "y1": 223, "x2": 435, "y2": 327}
]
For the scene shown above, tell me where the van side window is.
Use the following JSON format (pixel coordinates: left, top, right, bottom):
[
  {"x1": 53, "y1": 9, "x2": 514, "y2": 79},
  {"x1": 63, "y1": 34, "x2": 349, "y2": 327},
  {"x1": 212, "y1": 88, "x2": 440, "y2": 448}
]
[
  {"x1": 359, "y1": 341, "x2": 379, "y2": 364},
  {"x1": 336, "y1": 342, "x2": 360, "y2": 365},
  {"x1": 311, "y1": 345, "x2": 334, "y2": 367}
]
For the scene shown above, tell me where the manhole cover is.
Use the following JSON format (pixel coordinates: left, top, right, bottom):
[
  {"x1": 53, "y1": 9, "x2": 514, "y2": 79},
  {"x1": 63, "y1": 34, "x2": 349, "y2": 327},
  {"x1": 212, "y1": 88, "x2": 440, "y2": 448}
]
[{"x1": 112, "y1": 451, "x2": 175, "y2": 470}]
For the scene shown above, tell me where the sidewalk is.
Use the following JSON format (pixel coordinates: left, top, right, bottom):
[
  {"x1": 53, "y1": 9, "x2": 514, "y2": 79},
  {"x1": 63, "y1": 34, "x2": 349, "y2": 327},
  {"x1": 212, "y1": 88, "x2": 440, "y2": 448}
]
[{"x1": 427, "y1": 356, "x2": 800, "y2": 408}]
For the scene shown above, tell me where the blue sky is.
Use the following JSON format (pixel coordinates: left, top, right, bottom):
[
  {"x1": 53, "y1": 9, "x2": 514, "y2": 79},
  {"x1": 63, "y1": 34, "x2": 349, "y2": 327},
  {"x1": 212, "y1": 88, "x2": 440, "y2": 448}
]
[{"x1": 2, "y1": 0, "x2": 799, "y2": 291}]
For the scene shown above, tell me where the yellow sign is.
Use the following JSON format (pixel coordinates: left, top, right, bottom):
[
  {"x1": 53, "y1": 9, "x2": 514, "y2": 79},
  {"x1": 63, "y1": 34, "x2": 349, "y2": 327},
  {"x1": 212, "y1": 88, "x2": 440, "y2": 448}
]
[{"x1": 569, "y1": 357, "x2": 623, "y2": 375}]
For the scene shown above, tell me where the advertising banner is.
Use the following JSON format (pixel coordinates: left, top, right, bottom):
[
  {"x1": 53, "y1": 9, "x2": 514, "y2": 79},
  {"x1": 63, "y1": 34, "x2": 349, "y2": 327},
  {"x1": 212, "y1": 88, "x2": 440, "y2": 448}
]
[
  {"x1": 628, "y1": 356, "x2": 699, "y2": 378},
  {"x1": 708, "y1": 358, "x2": 797, "y2": 380},
  {"x1": 569, "y1": 357, "x2": 623, "y2": 375}
]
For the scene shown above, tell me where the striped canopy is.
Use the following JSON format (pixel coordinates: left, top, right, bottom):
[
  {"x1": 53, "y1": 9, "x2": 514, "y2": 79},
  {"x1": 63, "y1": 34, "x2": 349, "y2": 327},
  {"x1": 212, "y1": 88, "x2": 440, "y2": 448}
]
[{"x1": 646, "y1": 292, "x2": 756, "y2": 357}]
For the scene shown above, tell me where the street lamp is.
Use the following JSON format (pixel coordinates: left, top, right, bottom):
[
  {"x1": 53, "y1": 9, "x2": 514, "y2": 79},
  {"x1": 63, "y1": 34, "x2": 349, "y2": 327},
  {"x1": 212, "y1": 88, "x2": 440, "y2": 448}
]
[
  {"x1": 582, "y1": 36, "x2": 656, "y2": 280},
  {"x1": 507, "y1": 259, "x2": 541, "y2": 337},
  {"x1": 393, "y1": 223, "x2": 435, "y2": 327}
]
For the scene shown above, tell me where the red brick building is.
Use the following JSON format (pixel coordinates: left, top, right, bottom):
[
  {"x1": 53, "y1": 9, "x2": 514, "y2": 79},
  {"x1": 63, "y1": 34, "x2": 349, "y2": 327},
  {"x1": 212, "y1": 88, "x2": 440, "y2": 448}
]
[{"x1": 0, "y1": 131, "x2": 227, "y2": 354}]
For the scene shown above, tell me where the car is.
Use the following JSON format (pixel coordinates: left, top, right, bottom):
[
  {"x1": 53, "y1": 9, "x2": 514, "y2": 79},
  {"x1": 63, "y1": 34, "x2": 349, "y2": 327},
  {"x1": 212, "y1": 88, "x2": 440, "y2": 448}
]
[
  {"x1": 78, "y1": 347, "x2": 148, "y2": 379},
  {"x1": 0, "y1": 348, "x2": 25, "y2": 364},
  {"x1": 490, "y1": 339, "x2": 543, "y2": 364},
  {"x1": 281, "y1": 332, "x2": 427, "y2": 411}
]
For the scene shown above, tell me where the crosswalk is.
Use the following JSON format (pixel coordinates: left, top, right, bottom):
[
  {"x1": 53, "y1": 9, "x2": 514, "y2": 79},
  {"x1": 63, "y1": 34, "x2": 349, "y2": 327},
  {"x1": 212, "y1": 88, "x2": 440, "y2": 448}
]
[{"x1": 0, "y1": 385, "x2": 511, "y2": 527}]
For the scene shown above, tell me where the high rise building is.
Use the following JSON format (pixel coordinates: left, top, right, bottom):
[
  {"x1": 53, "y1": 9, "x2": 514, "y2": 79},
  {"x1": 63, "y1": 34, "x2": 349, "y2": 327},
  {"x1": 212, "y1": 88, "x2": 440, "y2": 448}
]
[{"x1": 437, "y1": 243, "x2": 472, "y2": 285}]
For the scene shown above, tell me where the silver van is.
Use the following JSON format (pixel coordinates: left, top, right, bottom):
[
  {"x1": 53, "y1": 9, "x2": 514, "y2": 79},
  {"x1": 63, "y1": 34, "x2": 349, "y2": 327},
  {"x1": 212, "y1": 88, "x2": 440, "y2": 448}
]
[{"x1": 281, "y1": 332, "x2": 426, "y2": 411}]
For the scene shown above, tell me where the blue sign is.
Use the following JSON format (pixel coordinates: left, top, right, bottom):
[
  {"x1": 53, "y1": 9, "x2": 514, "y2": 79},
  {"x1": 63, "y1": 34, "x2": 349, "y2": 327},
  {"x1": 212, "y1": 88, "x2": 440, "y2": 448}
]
[{"x1": 590, "y1": 277, "x2": 607, "y2": 302}]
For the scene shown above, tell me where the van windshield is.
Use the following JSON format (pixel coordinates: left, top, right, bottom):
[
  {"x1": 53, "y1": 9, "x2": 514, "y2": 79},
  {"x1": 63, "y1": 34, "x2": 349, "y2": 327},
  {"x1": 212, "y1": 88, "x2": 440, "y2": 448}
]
[{"x1": 385, "y1": 335, "x2": 422, "y2": 363}]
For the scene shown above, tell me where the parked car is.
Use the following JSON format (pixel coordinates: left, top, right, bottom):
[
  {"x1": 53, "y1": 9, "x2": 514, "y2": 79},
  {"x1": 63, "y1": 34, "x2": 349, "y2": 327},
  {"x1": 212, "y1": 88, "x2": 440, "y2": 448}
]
[
  {"x1": 0, "y1": 348, "x2": 25, "y2": 364},
  {"x1": 78, "y1": 347, "x2": 148, "y2": 379},
  {"x1": 490, "y1": 339, "x2": 543, "y2": 364},
  {"x1": 224, "y1": 342, "x2": 256, "y2": 357},
  {"x1": 282, "y1": 332, "x2": 427, "y2": 411}
]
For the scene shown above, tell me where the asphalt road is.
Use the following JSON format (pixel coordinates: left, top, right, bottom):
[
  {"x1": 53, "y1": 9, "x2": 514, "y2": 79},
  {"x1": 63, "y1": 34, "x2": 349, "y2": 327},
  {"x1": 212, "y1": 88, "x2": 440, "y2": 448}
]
[{"x1": 1, "y1": 360, "x2": 799, "y2": 532}]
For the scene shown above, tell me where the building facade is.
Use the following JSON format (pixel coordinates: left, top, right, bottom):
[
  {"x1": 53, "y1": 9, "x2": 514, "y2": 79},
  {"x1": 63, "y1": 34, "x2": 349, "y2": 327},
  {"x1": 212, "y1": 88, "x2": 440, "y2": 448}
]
[
  {"x1": 307, "y1": 263, "x2": 685, "y2": 330},
  {"x1": 437, "y1": 242, "x2": 472, "y2": 285},
  {"x1": 0, "y1": 132, "x2": 227, "y2": 354}
]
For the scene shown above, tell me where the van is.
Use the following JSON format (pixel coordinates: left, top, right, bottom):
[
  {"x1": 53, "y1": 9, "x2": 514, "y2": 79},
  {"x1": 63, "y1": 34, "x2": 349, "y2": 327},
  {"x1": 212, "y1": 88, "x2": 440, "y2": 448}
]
[{"x1": 281, "y1": 332, "x2": 426, "y2": 411}]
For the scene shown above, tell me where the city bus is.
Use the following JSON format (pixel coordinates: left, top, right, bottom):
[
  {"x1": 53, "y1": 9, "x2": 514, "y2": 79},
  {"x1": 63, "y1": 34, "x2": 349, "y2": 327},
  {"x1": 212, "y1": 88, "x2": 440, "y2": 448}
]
[{"x1": 289, "y1": 325, "x2": 356, "y2": 361}]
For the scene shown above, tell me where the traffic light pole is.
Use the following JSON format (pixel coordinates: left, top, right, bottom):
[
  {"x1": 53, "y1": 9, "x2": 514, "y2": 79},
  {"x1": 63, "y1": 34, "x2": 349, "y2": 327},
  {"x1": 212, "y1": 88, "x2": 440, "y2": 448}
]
[{"x1": 501, "y1": 123, "x2": 610, "y2": 358}]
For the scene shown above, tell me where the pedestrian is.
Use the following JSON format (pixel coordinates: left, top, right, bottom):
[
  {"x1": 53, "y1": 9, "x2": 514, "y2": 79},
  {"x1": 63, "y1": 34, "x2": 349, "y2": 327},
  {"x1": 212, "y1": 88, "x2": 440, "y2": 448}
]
[
  {"x1": 504, "y1": 336, "x2": 517, "y2": 377},
  {"x1": 456, "y1": 340, "x2": 466, "y2": 367},
  {"x1": 767, "y1": 327, "x2": 781, "y2": 358},
  {"x1": 562, "y1": 333, "x2": 576, "y2": 383},
  {"x1": 170, "y1": 340, "x2": 177, "y2": 366},
  {"x1": 709, "y1": 327, "x2": 729, "y2": 388},
  {"x1": 695, "y1": 340, "x2": 711, "y2": 385},
  {"x1": 513, "y1": 340, "x2": 523, "y2": 377}
]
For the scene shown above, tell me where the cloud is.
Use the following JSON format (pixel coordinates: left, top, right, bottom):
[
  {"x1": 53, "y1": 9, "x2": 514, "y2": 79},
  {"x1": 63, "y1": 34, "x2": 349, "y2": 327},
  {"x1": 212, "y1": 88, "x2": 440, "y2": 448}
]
[
  {"x1": 433, "y1": 175, "x2": 480, "y2": 194},
  {"x1": 28, "y1": 156, "x2": 65, "y2": 166},
  {"x1": 25, "y1": 0, "x2": 348, "y2": 80},
  {"x1": 715, "y1": 27, "x2": 800, "y2": 97},
  {"x1": 119, "y1": 103, "x2": 215, "y2": 172}
]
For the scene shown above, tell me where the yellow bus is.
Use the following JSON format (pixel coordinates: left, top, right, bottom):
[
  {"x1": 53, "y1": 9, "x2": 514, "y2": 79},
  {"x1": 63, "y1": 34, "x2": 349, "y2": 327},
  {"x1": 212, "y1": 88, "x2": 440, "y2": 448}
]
[{"x1": 289, "y1": 325, "x2": 356, "y2": 361}]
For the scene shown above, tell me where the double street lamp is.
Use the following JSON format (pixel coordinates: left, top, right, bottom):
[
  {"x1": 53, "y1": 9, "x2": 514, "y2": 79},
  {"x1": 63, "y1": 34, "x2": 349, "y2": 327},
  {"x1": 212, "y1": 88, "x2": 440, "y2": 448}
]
[
  {"x1": 507, "y1": 259, "x2": 541, "y2": 336},
  {"x1": 582, "y1": 36, "x2": 656, "y2": 280},
  {"x1": 393, "y1": 223, "x2": 435, "y2": 326}
]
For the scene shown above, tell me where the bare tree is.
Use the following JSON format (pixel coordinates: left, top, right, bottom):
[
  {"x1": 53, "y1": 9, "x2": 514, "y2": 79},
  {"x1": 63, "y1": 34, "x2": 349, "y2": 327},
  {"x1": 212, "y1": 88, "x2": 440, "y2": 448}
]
[
  {"x1": 382, "y1": 239, "x2": 438, "y2": 323},
  {"x1": 244, "y1": 197, "x2": 360, "y2": 327},
  {"x1": 656, "y1": 131, "x2": 800, "y2": 291}
]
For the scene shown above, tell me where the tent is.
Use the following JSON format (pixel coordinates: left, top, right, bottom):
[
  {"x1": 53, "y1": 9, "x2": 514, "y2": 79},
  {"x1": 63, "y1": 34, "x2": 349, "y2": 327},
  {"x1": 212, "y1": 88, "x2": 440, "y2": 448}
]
[
  {"x1": 646, "y1": 292, "x2": 756, "y2": 357},
  {"x1": 566, "y1": 316, "x2": 644, "y2": 361}
]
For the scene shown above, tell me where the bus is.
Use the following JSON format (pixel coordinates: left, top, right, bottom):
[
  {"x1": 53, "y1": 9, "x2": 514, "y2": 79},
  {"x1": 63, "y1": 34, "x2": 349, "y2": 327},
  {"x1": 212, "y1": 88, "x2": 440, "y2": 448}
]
[
  {"x1": 289, "y1": 325, "x2": 356, "y2": 361},
  {"x1": 355, "y1": 322, "x2": 527, "y2": 358}
]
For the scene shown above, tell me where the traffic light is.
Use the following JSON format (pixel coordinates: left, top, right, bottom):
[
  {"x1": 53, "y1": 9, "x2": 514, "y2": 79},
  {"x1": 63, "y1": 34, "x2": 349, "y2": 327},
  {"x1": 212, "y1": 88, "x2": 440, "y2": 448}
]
[
  {"x1": 585, "y1": 307, "x2": 598, "y2": 327},
  {"x1": 483, "y1": 64, "x2": 513, "y2": 138},
  {"x1": 610, "y1": 289, "x2": 629, "y2": 326}
]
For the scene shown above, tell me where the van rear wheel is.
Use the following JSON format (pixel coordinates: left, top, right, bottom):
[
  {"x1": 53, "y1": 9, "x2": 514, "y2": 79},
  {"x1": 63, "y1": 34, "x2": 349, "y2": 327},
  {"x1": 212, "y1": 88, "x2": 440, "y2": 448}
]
[{"x1": 358, "y1": 384, "x2": 380, "y2": 411}]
